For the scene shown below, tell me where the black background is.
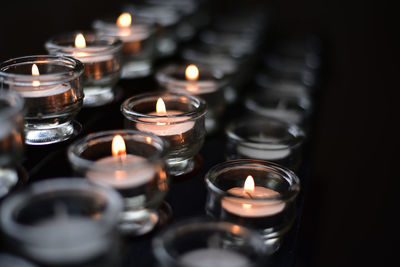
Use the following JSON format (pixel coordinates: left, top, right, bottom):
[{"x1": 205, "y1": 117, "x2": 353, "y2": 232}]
[{"x1": 0, "y1": 1, "x2": 397, "y2": 266}]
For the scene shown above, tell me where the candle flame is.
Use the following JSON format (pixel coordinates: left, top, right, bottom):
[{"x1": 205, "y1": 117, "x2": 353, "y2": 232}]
[
  {"x1": 117, "y1": 12, "x2": 132, "y2": 27},
  {"x1": 185, "y1": 64, "x2": 199, "y2": 82},
  {"x1": 244, "y1": 175, "x2": 255, "y2": 193},
  {"x1": 145, "y1": 136, "x2": 152, "y2": 144},
  {"x1": 31, "y1": 64, "x2": 40, "y2": 87},
  {"x1": 75, "y1": 33, "x2": 86, "y2": 48},
  {"x1": 242, "y1": 203, "x2": 252, "y2": 209},
  {"x1": 156, "y1": 98, "x2": 167, "y2": 115},
  {"x1": 112, "y1": 135, "x2": 126, "y2": 159}
]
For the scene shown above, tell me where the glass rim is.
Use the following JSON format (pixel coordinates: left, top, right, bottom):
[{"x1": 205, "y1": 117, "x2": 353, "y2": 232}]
[
  {"x1": 121, "y1": 92, "x2": 207, "y2": 124},
  {"x1": 0, "y1": 178, "x2": 123, "y2": 244},
  {"x1": 205, "y1": 159, "x2": 300, "y2": 202},
  {"x1": 0, "y1": 90, "x2": 25, "y2": 120},
  {"x1": 45, "y1": 31, "x2": 123, "y2": 56},
  {"x1": 152, "y1": 217, "x2": 265, "y2": 266},
  {"x1": 68, "y1": 129, "x2": 167, "y2": 170},
  {"x1": 0, "y1": 55, "x2": 84, "y2": 86},
  {"x1": 225, "y1": 118, "x2": 305, "y2": 149},
  {"x1": 92, "y1": 18, "x2": 154, "y2": 32}
]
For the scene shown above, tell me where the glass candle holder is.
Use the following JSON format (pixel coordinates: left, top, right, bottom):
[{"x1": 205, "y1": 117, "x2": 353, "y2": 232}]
[
  {"x1": 93, "y1": 14, "x2": 155, "y2": 79},
  {"x1": 156, "y1": 63, "x2": 226, "y2": 134},
  {"x1": 0, "y1": 55, "x2": 84, "y2": 145},
  {"x1": 205, "y1": 159, "x2": 300, "y2": 252},
  {"x1": 152, "y1": 218, "x2": 269, "y2": 267},
  {"x1": 244, "y1": 89, "x2": 312, "y2": 129},
  {"x1": 0, "y1": 91, "x2": 24, "y2": 198},
  {"x1": 0, "y1": 254, "x2": 37, "y2": 267},
  {"x1": 45, "y1": 32, "x2": 123, "y2": 107},
  {"x1": 121, "y1": 92, "x2": 206, "y2": 176},
  {"x1": 123, "y1": 4, "x2": 180, "y2": 58},
  {"x1": 68, "y1": 129, "x2": 169, "y2": 235},
  {"x1": 0, "y1": 178, "x2": 123, "y2": 267},
  {"x1": 225, "y1": 118, "x2": 305, "y2": 173}
]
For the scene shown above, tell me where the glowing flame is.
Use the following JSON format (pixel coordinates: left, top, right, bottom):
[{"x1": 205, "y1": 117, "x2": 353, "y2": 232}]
[
  {"x1": 242, "y1": 203, "x2": 252, "y2": 209},
  {"x1": 117, "y1": 13, "x2": 132, "y2": 27},
  {"x1": 185, "y1": 64, "x2": 199, "y2": 82},
  {"x1": 145, "y1": 136, "x2": 152, "y2": 144},
  {"x1": 75, "y1": 33, "x2": 86, "y2": 48},
  {"x1": 156, "y1": 98, "x2": 167, "y2": 115},
  {"x1": 112, "y1": 135, "x2": 126, "y2": 160},
  {"x1": 244, "y1": 175, "x2": 255, "y2": 193},
  {"x1": 31, "y1": 64, "x2": 40, "y2": 87}
]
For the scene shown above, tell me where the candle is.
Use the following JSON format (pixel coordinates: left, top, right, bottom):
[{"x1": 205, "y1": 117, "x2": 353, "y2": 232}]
[
  {"x1": 222, "y1": 175, "x2": 285, "y2": 217},
  {"x1": 13, "y1": 64, "x2": 71, "y2": 98},
  {"x1": 86, "y1": 135, "x2": 155, "y2": 189},
  {"x1": 179, "y1": 248, "x2": 250, "y2": 267},
  {"x1": 136, "y1": 98, "x2": 194, "y2": 136},
  {"x1": 236, "y1": 135, "x2": 290, "y2": 160},
  {"x1": 71, "y1": 33, "x2": 114, "y2": 63}
]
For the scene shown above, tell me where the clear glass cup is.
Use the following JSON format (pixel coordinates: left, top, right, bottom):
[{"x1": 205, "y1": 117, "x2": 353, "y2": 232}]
[
  {"x1": 0, "y1": 55, "x2": 84, "y2": 145},
  {"x1": 225, "y1": 117, "x2": 305, "y2": 173},
  {"x1": 0, "y1": 178, "x2": 123, "y2": 267},
  {"x1": 68, "y1": 129, "x2": 169, "y2": 235},
  {"x1": 205, "y1": 159, "x2": 300, "y2": 252},
  {"x1": 152, "y1": 218, "x2": 269, "y2": 267},
  {"x1": 93, "y1": 16, "x2": 155, "y2": 79},
  {"x1": 0, "y1": 90, "x2": 24, "y2": 198},
  {"x1": 121, "y1": 92, "x2": 206, "y2": 176},
  {"x1": 156, "y1": 63, "x2": 226, "y2": 134},
  {"x1": 45, "y1": 32, "x2": 123, "y2": 107},
  {"x1": 123, "y1": 4, "x2": 181, "y2": 58},
  {"x1": 0, "y1": 254, "x2": 37, "y2": 267}
]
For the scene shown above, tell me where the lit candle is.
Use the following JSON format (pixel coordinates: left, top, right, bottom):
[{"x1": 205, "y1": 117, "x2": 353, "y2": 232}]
[
  {"x1": 86, "y1": 135, "x2": 155, "y2": 189},
  {"x1": 221, "y1": 175, "x2": 285, "y2": 217},
  {"x1": 179, "y1": 248, "x2": 250, "y2": 267},
  {"x1": 71, "y1": 33, "x2": 114, "y2": 63},
  {"x1": 236, "y1": 135, "x2": 290, "y2": 160},
  {"x1": 136, "y1": 98, "x2": 194, "y2": 136},
  {"x1": 14, "y1": 64, "x2": 71, "y2": 98}
]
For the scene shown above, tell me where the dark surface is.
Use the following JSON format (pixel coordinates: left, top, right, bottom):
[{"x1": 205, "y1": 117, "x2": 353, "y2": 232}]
[{"x1": 0, "y1": 0, "x2": 397, "y2": 267}]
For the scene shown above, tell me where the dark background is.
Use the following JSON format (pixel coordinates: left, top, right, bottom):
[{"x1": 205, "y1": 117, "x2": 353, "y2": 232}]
[{"x1": 0, "y1": 1, "x2": 397, "y2": 266}]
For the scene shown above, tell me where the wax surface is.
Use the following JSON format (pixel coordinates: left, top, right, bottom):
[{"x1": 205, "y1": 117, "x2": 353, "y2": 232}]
[
  {"x1": 73, "y1": 52, "x2": 113, "y2": 63},
  {"x1": 237, "y1": 136, "x2": 290, "y2": 160},
  {"x1": 136, "y1": 110, "x2": 194, "y2": 136},
  {"x1": 14, "y1": 83, "x2": 71, "y2": 98},
  {"x1": 222, "y1": 186, "x2": 285, "y2": 217},
  {"x1": 86, "y1": 154, "x2": 155, "y2": 189},
  {"x1": 179, "y1": 248, "x2": 250, "y2": 267}
]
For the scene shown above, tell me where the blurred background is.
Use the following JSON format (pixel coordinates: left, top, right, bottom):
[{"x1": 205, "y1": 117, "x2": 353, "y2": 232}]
[{"x1": 0, "y1": 0, "x2": 396, "y2": 266}]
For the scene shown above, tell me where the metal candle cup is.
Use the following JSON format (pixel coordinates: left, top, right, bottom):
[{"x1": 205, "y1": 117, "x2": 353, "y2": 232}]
[
  {"x1": 121, "y1": 92, "x2": 206, "y2": 176},
  {"x1": 0, "y1": 55, "x2": 84, "y2": 145},
  {"x1": 0, "y1": 91, "x2": 24, "y2": 198},
  {"x1": 93, "y1": 14, "x2": 155, "y2": 79},
  {"x1": 68, "y1": 130, "x2": 168, "y2": 235},
  {"x1": 45, "y1": 32, "x2": 123, "y2": 107},
  {"x1": 156, "y1": 63, "x2": 226, "y2": 134},
  {"x1": 0, "y1": 178, "x2": 123, "y2": 266},
  {"x1": 205, "y1": 159, "x2": 300, "y2": 251},
  {"x1": 152, "y1": 218, "x2": 268, "y2": 267}
]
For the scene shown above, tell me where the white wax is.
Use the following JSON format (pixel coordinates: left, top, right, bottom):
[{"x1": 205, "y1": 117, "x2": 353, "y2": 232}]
[
  {"x1": 116, "y1": 27, "x2": 151, "y2": 42},
  {"x1": 237, "y1": 136, "x2": 290, "y2": 160},
  {"x1": 179, "y1": 248, "x2": 250, "y2": 267},
  {"x1": 136, "y1": 110, "x2": 194, "y2": 136},
  {"x1": 222, "y1": 186, "x2": 285, "y2": 217},
  {"x1": 72, "y1": 52, "x2": 113, "y2": 63},
  {"x1": 14, "y1": 83, "x2": 71, "y2": 98},
  {"x1": 256, "y1": 108, "x2": 301, "y2": 125},
  {"x1": 86, "y1": 154, "x2": 155, "y2": 189},
  {"x1": 167, "y1": 80, "x2": 218, "y2": 94}
]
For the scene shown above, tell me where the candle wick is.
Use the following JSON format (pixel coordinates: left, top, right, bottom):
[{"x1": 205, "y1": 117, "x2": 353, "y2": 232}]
[{"x1": 244, "y1": 191, "x2": 254, "y2": 199}]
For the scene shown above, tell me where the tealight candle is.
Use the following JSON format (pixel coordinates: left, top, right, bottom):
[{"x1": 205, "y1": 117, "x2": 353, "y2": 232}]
[
  {"x1": 152, "y1": 219, "x2": 268, "y2": 267},
  {"x1": 121, "y1": 92, "x2": 206, "y2": 176},
  {"x1": 45, "y1": 32, "x2": 123, "y2": 107},
  {"x1": 93, "y1": 12, "x2": 156, "y2": 79},
  {"x1": 0, "y1": 91, "x2": 24, "y2": 198},
  {"x1": 0, "y1": 55, "x2": 84, "y2": 145},
  {"x1": 225, "y1": 118, "x2": 305, "y2": 172},
  {"x1": 68, "y1": 130, "x2": 169, "y2": 235},
  {"x1": 0, "y1": 178, "x2": 123, "y2": 266},
  {"x1": 205, "y1": 159, "x2": 300, "y2": 249},
  {"x1": 156, "y1": 63, "x2": 226, "y2": 134}
]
